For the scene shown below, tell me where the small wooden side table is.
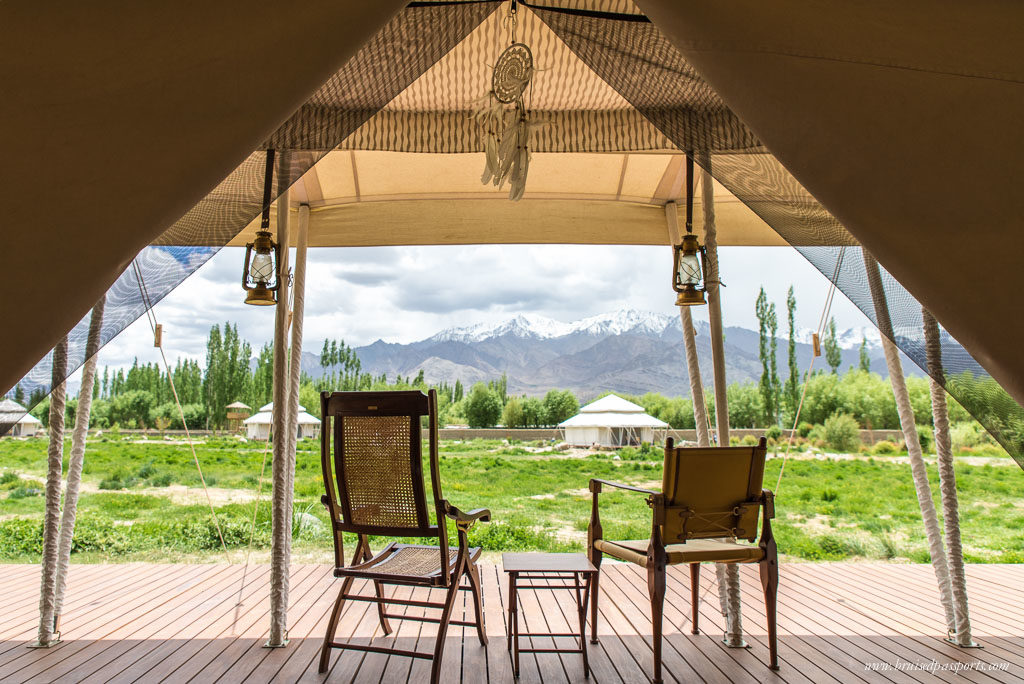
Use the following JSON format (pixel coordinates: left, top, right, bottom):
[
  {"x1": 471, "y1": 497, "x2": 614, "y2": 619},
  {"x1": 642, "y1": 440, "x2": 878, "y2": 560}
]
[{"x1": 502, "y1": 552, "x2": 598, "y2": 678}]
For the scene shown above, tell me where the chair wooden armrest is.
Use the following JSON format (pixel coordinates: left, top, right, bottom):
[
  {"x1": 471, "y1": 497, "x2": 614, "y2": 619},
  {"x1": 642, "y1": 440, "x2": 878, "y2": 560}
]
[
  {"x1": 589, "y1": 478, "x2": 659, "y2": 496},
  {"x1": 442, "y1": 500, "x2": 491, "y2": 527}
]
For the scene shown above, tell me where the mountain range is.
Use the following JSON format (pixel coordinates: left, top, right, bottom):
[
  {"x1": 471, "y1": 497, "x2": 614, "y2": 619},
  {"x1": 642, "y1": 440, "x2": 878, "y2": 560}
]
[{"x1": 301, "y1": 309, "x2": 913, "y2": 400}]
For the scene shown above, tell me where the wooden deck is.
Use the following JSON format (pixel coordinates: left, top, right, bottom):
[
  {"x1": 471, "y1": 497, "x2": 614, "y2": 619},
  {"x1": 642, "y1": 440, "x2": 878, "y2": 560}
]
[{"x1": 0, "y1": 562, "x2": 1020, "y2": 683}]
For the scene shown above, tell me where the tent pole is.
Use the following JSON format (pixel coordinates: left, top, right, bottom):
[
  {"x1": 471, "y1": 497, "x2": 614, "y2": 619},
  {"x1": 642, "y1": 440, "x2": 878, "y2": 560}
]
[
  {"x1": 700, "y1": 158, "x2": 745, "y2": 648},
  {"x1": 668, "y1": 200, "x2": 740, "y2": 638},
  {"x1": 922, "y1": 308, "x2": 976, "y2": 647},
  {"x1": 865, "y1": 252, "x2": 956, "y2": 634},
  {"x1": 284, "y1": 204, "x2": 309, "y2": 563},
  {"x1": 35, "y1": 336, "x2": 68, "y2": 647},
  {"x1": 267, "y1": 180, "x2": 293, "y2": 648},
  {"x1": 53, "y1": 295, "x2": 106, "y2": 633}
]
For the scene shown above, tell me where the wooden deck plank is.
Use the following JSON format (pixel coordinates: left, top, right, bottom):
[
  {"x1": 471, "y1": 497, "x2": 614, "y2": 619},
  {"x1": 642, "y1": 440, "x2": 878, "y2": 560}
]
[
  {"x1": 57, "y1": 564, "x2": 263, "y2": 684},
  {"x1": 77, "y1": 565, "x2": 275, "y2": 683},
  {"x1": 0, "y1": 562, "x2": 1020, "y2": 683},
  {"x1": 0, "y1": 563, "x2": 168, "y2": 642},
  {"x1": 780, "y1": 565, "x2": 1011, "y2": 684},
  {"x1": 794, "y1": 564, "x2": 1024, "y2": 682},
  {"x1": 22, "y1": 564, "x2": 245, "y2": 684},
  {"x1": 0, "y1": 564, "x2": 210, "y2": 680}
]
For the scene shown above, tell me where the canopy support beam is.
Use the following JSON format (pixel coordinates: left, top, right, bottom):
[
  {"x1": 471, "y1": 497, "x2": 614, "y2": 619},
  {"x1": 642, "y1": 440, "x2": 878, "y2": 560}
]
[
  {"x1": 268, "y1": 183, "x2": 293, "y2": 648},
  {"x1": 866, "y1": 252, "x2": 956, "y2": 635}
]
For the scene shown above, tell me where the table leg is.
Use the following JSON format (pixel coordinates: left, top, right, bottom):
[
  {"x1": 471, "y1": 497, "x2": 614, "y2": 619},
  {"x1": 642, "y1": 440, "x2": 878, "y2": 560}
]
[
  {"x1": 575, "y1": 572, "x2": 591, "y2": 678},
  {"x1": 508, "y1": 572, "x2": 520, "y2": 677}
]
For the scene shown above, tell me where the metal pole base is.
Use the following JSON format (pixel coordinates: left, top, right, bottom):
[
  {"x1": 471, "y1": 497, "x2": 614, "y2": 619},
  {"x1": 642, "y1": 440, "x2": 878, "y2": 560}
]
[
  {"x1": 722, "y1": 635, "x2": 749, "y2": 649},
  {"x1": 28, "y1": 634, "x2": 60, "y2": 648},
  {"x1": 944, "y1": 637, "x2": 983, "y2": 649},
  {"x1": 263, "y1": 631, "x2": 289, "y2": 648}
]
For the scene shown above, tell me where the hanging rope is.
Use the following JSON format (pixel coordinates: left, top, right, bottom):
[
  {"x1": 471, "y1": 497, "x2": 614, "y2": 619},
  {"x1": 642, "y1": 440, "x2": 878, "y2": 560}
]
[
  {"x1": 773, "y1": 247, "x2": 846, "y2": 494},
  {"x1": 131, "y1": 260, "x2": 231, "y2": 562},
  {"x1": 233, "y1": 429, "x2": 273, "y2": 626}
]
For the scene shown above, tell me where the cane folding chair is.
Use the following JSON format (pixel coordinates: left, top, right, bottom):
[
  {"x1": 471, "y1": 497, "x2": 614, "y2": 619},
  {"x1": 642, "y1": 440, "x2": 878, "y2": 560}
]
[{"x1": 318, "y1": 389, "x2": 490, "y2": 683}]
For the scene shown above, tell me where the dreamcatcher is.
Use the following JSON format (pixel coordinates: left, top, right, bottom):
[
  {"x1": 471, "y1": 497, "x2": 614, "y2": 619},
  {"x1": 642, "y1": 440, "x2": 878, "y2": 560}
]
[{"x1": 476, "y1": 2, "x2": 534, "y2": 201}]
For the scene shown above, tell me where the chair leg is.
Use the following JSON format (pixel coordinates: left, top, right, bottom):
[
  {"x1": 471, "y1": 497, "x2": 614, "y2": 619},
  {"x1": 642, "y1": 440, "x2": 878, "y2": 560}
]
[
  {"x1": 589, "y1": 548, "x2": 602, "y2": 644},
  {"x1": 648, "y1": 561, "x2": 666, "y2": 684},
  {"x1": 760, "y1": 551, "x2": 780, "y2": 671},
  {"x1": 689, "y1": 563, "x2": 701, "y2": 635},
  {"x1": 357, "y1": 538, "x2": 392, "y2": 637},
  {"x1": 466, "y1": 560, "x2": 488, "y2": 646},
  {"x1": 318, "y1": 576, "x2": 354, "y2": 674},
  {"x1": 430, "y1": 569, "x2": 465, "y2": 684}
]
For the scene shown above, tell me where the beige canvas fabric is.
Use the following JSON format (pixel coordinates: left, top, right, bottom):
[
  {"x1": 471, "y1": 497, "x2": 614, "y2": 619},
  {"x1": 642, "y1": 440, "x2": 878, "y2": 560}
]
[
  {"x1": 636, "y1": 0, "x2": 1024, "y2": 404},
  {"x1": 0, "y1": 0, "x2": 406, "y2": 395}
]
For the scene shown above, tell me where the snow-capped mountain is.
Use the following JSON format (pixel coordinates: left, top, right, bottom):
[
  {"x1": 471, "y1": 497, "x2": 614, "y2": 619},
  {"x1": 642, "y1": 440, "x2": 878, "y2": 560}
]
[
  {"x1": 305, "y1": 309, "x2": 911, "y2": 398},
  {"x1": 428, "y1": 309, "x2": 678, "y2": 344}
]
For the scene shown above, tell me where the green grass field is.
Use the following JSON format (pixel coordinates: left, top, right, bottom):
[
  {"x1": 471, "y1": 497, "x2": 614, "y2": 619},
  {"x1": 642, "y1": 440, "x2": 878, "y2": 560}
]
[{"x1": 0, "y1": 436, "x2": 1020, "y2": 564}]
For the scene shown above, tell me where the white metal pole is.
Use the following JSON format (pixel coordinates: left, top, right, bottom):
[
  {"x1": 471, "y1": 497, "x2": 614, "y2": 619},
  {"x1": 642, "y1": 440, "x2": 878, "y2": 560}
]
[{"x1": 268, "y1": 180, "x2": 293, "y2": 648}]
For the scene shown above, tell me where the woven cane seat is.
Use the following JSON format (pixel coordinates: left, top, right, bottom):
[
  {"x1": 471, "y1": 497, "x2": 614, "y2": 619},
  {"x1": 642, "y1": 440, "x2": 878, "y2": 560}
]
[{"x1": 335, "y1": 543, "x2": 482, "y2": 585}]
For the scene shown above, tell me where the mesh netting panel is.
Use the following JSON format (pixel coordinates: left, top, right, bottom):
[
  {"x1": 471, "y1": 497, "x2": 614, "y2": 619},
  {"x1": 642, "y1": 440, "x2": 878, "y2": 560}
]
[
  {"x1": 339, "y1": 415, "x2": 422, "y2": 529},
  {"x1": 3, "y1": 1, "x2": 497, "y2": 431},
  {"x1": 534, "y1": 6, "x2": 1024, "y2": 467}
]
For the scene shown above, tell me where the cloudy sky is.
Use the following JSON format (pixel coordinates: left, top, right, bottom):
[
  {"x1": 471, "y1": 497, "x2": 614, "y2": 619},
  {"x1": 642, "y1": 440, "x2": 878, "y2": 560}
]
[{"x1": 93, "y1": 244, "x2": 873, "y2": 371}]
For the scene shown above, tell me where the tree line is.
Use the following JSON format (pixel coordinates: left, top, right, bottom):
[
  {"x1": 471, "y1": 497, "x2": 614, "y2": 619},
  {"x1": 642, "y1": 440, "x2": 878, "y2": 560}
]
[{"x1": 19, "y1": 314, "x2": 983, "y2": 437}]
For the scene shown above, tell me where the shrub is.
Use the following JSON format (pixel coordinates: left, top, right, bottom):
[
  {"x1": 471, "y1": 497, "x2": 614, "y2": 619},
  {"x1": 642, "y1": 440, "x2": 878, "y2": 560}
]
[
  {"x1": 0, "y1": 472, "x2": 20, "y2": 486},
  {"x1": 822, "y1": 413, "x2": 861, "y2": 453},
  {"x1": 871, "y1": 440, "x2": 897, "y2": 455},
  {"x1": 766, "y1": 425, "x2": 783, "y2": 440},
  {"x1": 916, "y1": 425, "x2": 933, "y2": 453},
  {"x1": 740, "y1": 435, "x2": 759, "y2": 446},
  {"x1": 148, "y1": 473, "x2": 174, "y2": 487},
  {"x1": 820, "y1": 488, "x2": 839, "y2": 502},
  {"x1": 797, "y1": 422, "x2": 814, "y2": 438},
  {"x1": 10, "y1": 486, "x2": 42, "y2": 499}
]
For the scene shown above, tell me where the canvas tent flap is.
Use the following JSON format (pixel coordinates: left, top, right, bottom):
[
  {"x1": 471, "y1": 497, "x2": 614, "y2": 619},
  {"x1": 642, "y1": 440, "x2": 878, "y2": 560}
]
[
  {"x1": 635, "y1": 0, "x2": 1024, "y2": 405},
  {"x1": 0, "y1": 0, "x2": 407, "y2": 395}
]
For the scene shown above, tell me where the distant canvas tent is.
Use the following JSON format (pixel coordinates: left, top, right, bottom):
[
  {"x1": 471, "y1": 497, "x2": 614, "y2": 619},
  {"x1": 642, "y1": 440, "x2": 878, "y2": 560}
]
[
  {"x1": 244, "y1": 402, "x2": 319, "y2": 441},
  {"x1": 560, "y1": 394, "x2": 668, "y2": 447},
  {"x1": 0, "y1": 399, "x2": 41, "y2": 437}
]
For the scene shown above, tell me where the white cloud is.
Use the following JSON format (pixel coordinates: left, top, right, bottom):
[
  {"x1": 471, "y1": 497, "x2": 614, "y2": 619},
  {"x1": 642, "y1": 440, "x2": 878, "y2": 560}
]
[{"x1": 95, "y1": 244, "x2": 872, "y2": 370}]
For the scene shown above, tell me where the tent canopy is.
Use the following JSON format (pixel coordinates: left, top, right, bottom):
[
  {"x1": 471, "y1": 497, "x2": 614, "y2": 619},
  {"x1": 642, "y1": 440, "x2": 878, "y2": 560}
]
[{"x1": 3, "y1": 0, "x2": 1022, "y2": 463}]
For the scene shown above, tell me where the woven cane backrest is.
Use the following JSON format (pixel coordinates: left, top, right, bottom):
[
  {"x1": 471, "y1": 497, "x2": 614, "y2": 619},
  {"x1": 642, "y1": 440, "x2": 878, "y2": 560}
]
[
  {"x1": 661, "y1": 439, "x2": 767, "y2": 543},
  {"x1": 321, "y1": 391, "x2": 436, "y2": 537}
]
